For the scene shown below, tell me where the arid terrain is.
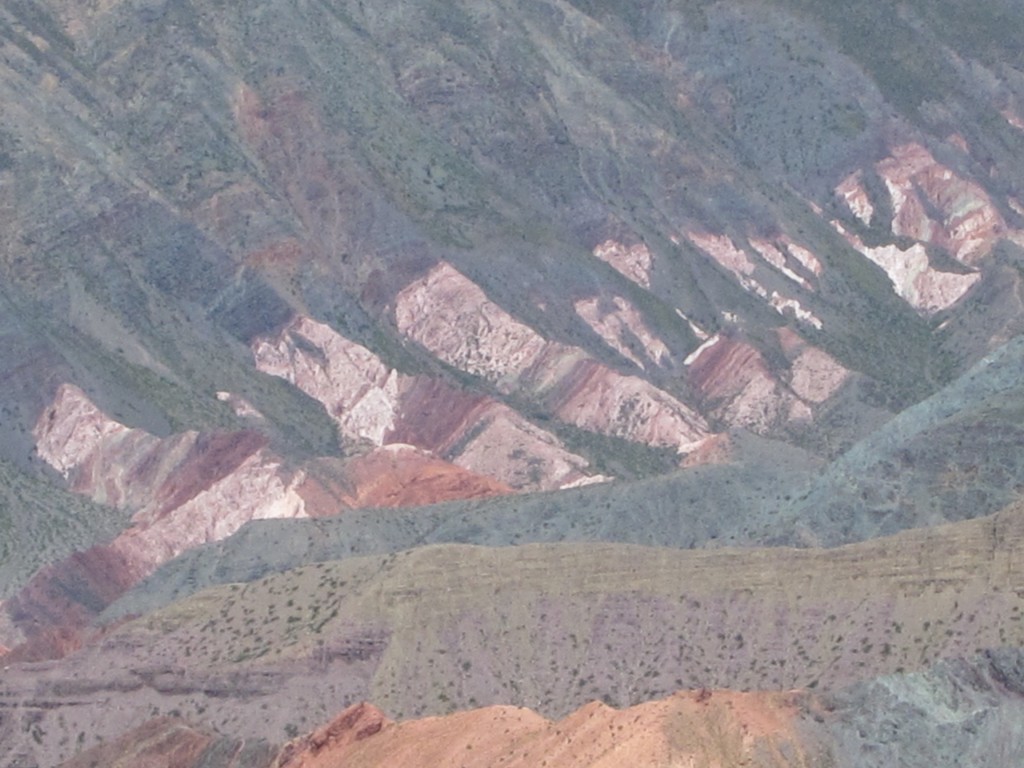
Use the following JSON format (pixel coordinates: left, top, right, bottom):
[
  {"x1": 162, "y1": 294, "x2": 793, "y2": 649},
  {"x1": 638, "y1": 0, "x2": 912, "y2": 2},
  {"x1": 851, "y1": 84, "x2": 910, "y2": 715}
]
[{"x1": 2, "y1": 0, "x2": 1024, "y2": 765}]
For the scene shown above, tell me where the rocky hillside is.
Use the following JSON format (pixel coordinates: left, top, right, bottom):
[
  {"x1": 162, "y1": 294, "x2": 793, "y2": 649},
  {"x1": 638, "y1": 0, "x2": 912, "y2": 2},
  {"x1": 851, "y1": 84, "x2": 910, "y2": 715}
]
[
  {"x1": 102, "y1": 336, "x2": 1024, "y2": 622},
  {"x1": 6, "y1": 498, "x2": 1024, "y2": 765},
  {"x1": 2, "y1": 0, "x2": 1024, "y2": 593},
  {"x1": 51, "y1": 648, "x2": 1024, "y2": 768},
  {"x1": 2, "y1": 0, "x2": 1024, "y2": 764}
]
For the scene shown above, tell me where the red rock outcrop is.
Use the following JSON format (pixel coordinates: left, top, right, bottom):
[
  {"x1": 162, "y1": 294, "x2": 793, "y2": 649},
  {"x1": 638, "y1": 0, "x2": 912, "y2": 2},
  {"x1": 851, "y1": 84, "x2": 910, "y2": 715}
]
[
  {"x1": 253, "y1": 316, "x2": 599, "y2": 490},
  {"x1": 685, "y1": 334, "x2": 793, "y2": 431},
  {"x1": 683, "y1": 330, "x2": 848, "y2": 430},
  {"x1": 331, "y1": 445, "x2": 511, "y2": 508},
  {"x1": 6, "y1": 385, "x2": 311, "y2": 654},
  {"x1": 276, "y1": 690, "x2": 810, "y2": 768},
  {"x1": 548, "y1": 359, "x2": 708, "y2": 450},
  {"x1": 277, "y1": 703, "x2": 390, "y2": 768},
  {"x1": 32, "y1": 385, "x2": 311, "y2": 564}
]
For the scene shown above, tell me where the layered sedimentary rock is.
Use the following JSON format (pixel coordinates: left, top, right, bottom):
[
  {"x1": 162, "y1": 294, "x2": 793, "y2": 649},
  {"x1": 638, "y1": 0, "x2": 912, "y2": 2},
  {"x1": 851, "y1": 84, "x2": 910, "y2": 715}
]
[
  {"x1": 835, "y1": 170, "x2": 875, "y2": 226},
  {"x1": 394, "y1": 263, "x2": 550, "y2": 389},
  {"x1": 546, "y1": 360, "x2": 707, "y2": 449},
  {"x1": 683, "y1": 329, "x2": 848, "y2": 431},
  {"x1": 9, "y1": 499, "x2": 1024, "y2": 766},
  {"x1": 395, "y1": 262, "x2": 709, "y2": 451},
  {"x1": 688, "y1": 231, "x2": 824, "y2": 329},
  {"x1": 876, "y1": 143, "x2": 1005, "y2": 265},
  {"x1": 4, "y1": 384, "x2": 310, "y2": 653},
  {"x1": 53, "y1": 648, "x2": 1024, "y2": 768},
  {"x1": 253, "y1": 317, "x2": 401, "y2": 447},
  {"x1": 832, "y1": 222, "x2": 980, "y2": 314},
  {"x1": 55, "y1": 717, "x2": 276, "y2": 768},
  {"x1": 252, "y1": 316, "x2": 598, "y2": 490},
  {"x1": 777, "y1": 328, "x2": 850, "y2": 410},
  {"x1": 827, "y1": 141, "x2": 1024, "y2": 314},
  {"x1": 685, "y1": 334, "x2": 790, "y2": 430},
  {"x1": 328, "y1": 445, "x2": 511, "y2": 508}
]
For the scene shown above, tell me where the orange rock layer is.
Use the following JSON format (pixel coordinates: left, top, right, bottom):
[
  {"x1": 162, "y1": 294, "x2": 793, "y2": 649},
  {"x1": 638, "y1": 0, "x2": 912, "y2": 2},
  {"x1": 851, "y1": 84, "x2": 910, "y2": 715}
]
[{"x1": 278, "y1": 691, "x2": 814, "y2": 768}]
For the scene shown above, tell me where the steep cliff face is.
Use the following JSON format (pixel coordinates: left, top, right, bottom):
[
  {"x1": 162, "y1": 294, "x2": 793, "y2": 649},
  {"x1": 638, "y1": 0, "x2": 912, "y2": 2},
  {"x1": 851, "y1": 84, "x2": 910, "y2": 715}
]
[
  {"x1": 683, "y1": 329, "x2": 850, "y2": 431},
  {"x1": 876, "y1": 143, "x2": 1006, "y2": 265},
  {"x1": 395, "y1": 263, "x2": 551, "y2": 390},
  {"x1": 834, "y1": 223, "x2": 981, "y2": 314},
  {"x1": 253, "y1": 317, "x2": 401, "y2": 448}
]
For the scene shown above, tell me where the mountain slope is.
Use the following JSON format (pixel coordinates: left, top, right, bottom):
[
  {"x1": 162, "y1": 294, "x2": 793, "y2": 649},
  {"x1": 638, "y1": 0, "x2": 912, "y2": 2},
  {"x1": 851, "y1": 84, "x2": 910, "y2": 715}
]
[
  {"x1": 105, "y1": 337, "x2": 1024, "y2": 620},
  {"x1": 1, "y1": 0, "x2": 1022, "y2": 601},
  {"x1": 52, "y1": 648, "x2": 1024, "y2": 768},
  {"x1": 3, "y1": 0, "x2": 1024, "y2": 764},
  {"x1": 6, "y1": 500, "x2": 1024, "y2": 765}
]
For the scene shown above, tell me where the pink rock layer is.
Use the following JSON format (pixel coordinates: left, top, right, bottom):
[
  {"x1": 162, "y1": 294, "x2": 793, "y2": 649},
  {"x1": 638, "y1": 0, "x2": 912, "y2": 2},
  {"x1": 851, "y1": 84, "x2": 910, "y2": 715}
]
[
  {"x1": 253, "y1": 316, "x2": 597, "y2": 490},
  {"x1": 395, "y1": 262, "x2": 710, "y2": 452}
]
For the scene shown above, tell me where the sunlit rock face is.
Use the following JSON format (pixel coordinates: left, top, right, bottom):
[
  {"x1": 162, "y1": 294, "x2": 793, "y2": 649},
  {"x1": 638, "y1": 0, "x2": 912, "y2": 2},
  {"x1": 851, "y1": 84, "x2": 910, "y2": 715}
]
[
  {"x1": 395, "y1": 263, "x2": 549, "y2": 391},
  {"x1": 253, "y1": 314, "x2": 598, "y2": 491},
  {"x1": 876, "y1": 143, "x2": 1005, "y2": 265},
  {"x1": 591, "y1": 239, "x2": 654, "y2": 288},
  {"x1": 687, "y1": 232, "x2": 824, "y2": 329},
  {"x1": 253, "y1": 316, "x2": 401, "y2": 446},
  {"x1": 682, "y1": 328, "x2": 848, "y2": 433},
  {"x1": 547, "y1": 361, "x2": 708, "y2": 451},
  {"x1": 776, "y1": 328, "x2": 850, "y2": 414},
  {"x1": 835, "y1": 170, "x2": 875, "y2": 226},
  {"x1": 825, "y1": 141, "x2": 1024, "y2": 315},
  {"x1": 574, "y1": 295, "x2": 672, "y2": 370},
  {"x1": 330, "y1": 444, "x2": 511, "y2": 508},
  {"x1": 274, "y1": 692, "x2": 810, "y2": 768},
  {"x1": 684, "y1": 325, "x2": 851, "y2": 434},
  {"x1": 832, "y1": 221, "x2": 981, "y2": 314},
  {"x1": 395, "y1": 262, "x2": 710, "y2": 452},
  {"x1": 685, "y1": 335, "x2": 794, "y2": 432}
]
